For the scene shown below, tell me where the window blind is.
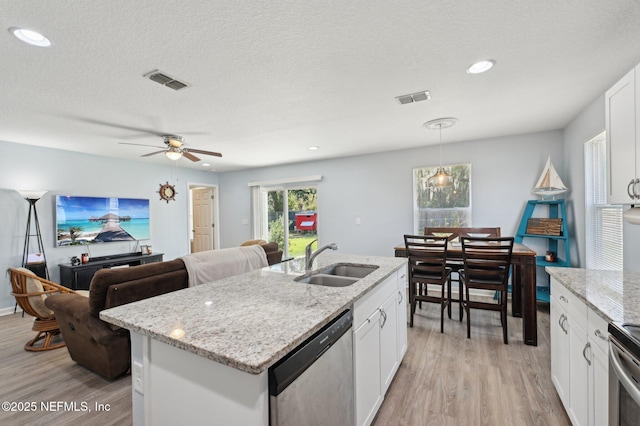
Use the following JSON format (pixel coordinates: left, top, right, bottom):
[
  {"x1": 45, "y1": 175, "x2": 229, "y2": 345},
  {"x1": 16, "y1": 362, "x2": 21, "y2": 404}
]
[{"x1": 584, "y1": 131, "x2": 623, "y2": 270}]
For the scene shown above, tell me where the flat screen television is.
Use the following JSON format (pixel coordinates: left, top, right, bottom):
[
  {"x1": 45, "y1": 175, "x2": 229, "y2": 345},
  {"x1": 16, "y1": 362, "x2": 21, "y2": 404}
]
[{"x1": 56, "y1": 195, "x2": 150, "y2": 247}]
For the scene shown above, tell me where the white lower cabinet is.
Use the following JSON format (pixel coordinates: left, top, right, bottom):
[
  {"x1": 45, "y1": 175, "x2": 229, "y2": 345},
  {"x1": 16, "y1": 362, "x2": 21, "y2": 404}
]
[
  {"x1": 550, "y1": 278, "x2": 609, "y2": 426},
  {"x1": 354, "y1": 269, "x2": 407, "y2": 426},
  {"x1": 550, "y1": 299, "x2": 571, "y2": 407},
  {"x1": 354, "y1": 309, "x2": 383, "y2": 426},
  {"x1": 396, "y1": 269, "x2": 408, "y2": 361}
]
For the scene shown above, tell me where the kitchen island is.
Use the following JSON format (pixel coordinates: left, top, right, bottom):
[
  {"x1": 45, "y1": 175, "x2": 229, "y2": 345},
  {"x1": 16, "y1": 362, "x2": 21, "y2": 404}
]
[{"x1": 101, "y1": 253, "x2": 407, "y2": 426}]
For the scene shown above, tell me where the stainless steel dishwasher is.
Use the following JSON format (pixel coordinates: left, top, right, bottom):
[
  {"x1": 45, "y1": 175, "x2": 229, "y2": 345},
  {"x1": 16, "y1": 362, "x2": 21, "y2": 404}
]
[{"x1": 268, "y1": 309, "x2": 354, "y2": 426}]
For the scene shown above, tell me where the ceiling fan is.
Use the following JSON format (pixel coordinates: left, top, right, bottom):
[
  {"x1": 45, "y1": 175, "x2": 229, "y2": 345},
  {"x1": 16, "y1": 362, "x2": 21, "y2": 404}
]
[{"x1": 119, "y1": 134, "x2": 222, "y2": 162}]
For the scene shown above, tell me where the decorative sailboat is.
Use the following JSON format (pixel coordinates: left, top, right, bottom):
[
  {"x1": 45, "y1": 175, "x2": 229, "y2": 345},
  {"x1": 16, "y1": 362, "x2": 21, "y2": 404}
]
[{"x1": 532, "y1": 156, "x2": 568, "y2": 199}]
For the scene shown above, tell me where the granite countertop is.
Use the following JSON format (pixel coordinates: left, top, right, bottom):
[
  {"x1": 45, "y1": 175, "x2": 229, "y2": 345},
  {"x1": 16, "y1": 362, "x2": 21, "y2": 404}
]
[
  {"x1": 100, "y1": 253, "x2": 406, "y2": 375},
  {"x1": 546, "y1": 267, "x2": 640, "y2": 324}
]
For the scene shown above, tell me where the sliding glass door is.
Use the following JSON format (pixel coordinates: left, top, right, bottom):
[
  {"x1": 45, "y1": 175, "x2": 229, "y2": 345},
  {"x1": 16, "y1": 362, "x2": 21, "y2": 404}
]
[{"x1": 261, "y1": 187, "x2": 317, "y2": 259}]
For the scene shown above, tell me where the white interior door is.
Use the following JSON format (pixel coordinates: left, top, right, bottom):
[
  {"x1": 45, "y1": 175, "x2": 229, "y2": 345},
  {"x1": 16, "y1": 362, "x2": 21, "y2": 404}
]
[{"x1": 192, "y1": 187, "x2": 213, "y2": 253}]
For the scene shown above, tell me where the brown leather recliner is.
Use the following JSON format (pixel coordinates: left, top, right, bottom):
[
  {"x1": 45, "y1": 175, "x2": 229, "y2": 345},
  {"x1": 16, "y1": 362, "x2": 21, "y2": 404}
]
[{"x1": 45, "y1": 259, "x2": 189, "y2": 380}]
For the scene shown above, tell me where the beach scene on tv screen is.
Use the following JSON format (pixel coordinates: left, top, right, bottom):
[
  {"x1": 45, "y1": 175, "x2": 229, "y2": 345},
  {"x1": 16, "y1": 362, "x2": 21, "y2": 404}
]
[{"x1": 56, "y1": 196, "x2": 150, "y2": 246}]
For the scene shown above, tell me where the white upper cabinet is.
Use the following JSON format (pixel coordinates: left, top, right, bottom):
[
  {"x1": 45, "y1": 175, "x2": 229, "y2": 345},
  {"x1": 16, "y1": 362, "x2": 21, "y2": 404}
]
[{"x1": 606, "y1": 66, "x2": 639, "y2": 204}]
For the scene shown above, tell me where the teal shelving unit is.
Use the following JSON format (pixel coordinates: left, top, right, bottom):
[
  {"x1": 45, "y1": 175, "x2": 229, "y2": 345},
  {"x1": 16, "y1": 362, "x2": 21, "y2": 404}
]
[{"x1": 515, "y1": 199, "x2": 571, "y2": 303}]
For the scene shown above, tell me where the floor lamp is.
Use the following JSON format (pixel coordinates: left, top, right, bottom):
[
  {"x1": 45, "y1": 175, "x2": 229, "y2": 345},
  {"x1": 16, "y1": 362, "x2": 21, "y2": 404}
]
[{"x1": 17, "y1": 190, "x2": 49, "y2": 280}]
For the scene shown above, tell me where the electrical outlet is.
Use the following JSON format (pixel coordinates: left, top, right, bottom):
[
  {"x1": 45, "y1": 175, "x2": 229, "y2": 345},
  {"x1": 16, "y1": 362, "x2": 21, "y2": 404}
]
[
  {"x1": 133, "y1": 361, "x2": 144, "y2": 394},
  {"x1": 355, "y1": 217, "x2": 361, "y2": 225}
]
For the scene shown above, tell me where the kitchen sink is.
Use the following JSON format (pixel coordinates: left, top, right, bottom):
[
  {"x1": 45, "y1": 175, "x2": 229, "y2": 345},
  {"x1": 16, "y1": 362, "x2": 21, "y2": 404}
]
[
  {"x1": 321, "y1": 263, "x2": 378, "y2": 278},
  {"x1": 295, "y1": 263, "x2": 378, "y2": 287},
  {"x1": 296, "y1": 274, "x2": 358, "y2": 287}
]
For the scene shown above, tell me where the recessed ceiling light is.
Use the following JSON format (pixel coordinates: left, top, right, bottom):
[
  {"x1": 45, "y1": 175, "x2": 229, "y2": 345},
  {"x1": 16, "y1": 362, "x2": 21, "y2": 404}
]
[
  {"x1": 308, "y1": 146, "x2": 319, "y2": 151},
  {"x1": 202, "y1": 163, "x2": 210, "y2": 167},
  {"x1": 10, "y1": 27, "x2": 52, "y2": 47},
  {"x1": 466, "y1": 59, "x2": 495, "y2": 74}
]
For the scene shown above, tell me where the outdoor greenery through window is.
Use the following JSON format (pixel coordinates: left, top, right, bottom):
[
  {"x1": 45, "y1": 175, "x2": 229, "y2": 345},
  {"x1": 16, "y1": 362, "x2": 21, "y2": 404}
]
[
  {"x1": 584, "y1": 132, "x2": 623, "y2": 270},
  {"x1": 413, "y1": 163, "x2": 471, "y2": 234},
  {"x1": 264, "y1": 188, "x2": 317, "y2": 258}
]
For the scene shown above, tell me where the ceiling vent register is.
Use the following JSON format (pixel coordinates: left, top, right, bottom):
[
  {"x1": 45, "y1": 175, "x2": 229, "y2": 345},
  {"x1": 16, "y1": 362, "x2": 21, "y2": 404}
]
[
  {"x1": 144, "y1": 69, "x2": 190, "y2": 91},
  {"x1": 396, "y1": 90, "x2": 430, "y2": 105}
]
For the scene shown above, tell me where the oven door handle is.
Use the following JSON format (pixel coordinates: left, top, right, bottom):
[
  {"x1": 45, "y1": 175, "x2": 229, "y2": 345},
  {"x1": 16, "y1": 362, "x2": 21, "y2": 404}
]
[{"x1": 609, "y1": 340, "x2": 640, "y2": 406}]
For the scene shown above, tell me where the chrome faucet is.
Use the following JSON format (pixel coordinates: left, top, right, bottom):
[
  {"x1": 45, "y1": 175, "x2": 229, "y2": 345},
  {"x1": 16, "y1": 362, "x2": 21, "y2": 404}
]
[{"x1": 305, "y1": 239, "x2": 339, "y2": 271}]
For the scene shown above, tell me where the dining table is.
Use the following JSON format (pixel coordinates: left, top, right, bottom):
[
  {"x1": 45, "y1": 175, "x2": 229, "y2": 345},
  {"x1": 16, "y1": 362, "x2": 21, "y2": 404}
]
[{"x1": 395, "y1": 241, "x2": 539, "y2": 346}]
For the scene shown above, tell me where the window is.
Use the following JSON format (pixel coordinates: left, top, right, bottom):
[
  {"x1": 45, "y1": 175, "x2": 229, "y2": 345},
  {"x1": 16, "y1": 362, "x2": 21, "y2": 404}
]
[
  {"x1": 413, "y1": 163, "x2": 471, "y2": 234},
  {"x1": 584, "y1": 132, "x2": 623, "y2": 270}
]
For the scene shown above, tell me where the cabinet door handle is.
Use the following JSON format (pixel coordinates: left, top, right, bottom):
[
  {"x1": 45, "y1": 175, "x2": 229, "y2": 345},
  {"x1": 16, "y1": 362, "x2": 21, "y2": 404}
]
[
  {"x1": 398, "y1": 291, "x2": 403, "y2": 304},
  {"x1": 628, "y1": 179, "x2": 636, "y2": 199},
  {"x1": 594, "y1": 329, "x2": 609, "y2": 341},
  {"x1": 379, "y1": 308, "x2": 387, "y2": 328},
  {"x1": 559, "y1": 295, "x2": 568, "y2": 303},
  {"x1": 583, "y1": 342, "x2": 592, "y2": 366}
]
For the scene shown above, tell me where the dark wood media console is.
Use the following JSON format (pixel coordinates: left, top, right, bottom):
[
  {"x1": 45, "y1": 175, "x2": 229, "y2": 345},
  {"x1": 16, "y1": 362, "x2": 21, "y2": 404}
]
[{"x1": 59, "y1": 252, "x2": 164, "y2": 290}]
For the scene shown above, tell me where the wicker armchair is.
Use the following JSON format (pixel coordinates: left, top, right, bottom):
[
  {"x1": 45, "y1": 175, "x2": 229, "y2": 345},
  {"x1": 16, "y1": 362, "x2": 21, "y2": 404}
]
[{"x1": 8, "y1": 267, "x2": 77, "y2": 351}]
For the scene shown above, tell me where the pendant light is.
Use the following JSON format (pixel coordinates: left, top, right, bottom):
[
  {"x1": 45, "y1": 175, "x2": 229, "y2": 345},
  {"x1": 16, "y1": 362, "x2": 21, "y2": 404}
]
[{"x1": 424, "y1": 117, "x2": 458, "y2": 189}]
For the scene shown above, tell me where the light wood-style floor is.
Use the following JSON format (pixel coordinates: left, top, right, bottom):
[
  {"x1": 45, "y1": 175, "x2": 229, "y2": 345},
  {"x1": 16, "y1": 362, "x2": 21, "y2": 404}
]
[
  {"x1": 0, "y1": 313, "x2": 131, "y2": 426},
  {"x1": 0, "y1": 301, "x2": 570, "y2": 426},
  {"x1": 374, "y1": 301, "x2": 571, "y2": 426}
]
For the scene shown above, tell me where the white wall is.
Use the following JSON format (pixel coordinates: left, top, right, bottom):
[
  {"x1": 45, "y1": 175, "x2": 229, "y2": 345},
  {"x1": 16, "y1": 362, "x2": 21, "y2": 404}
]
[
  {"x1": 0, "y1": 140, "x2": 218, "y2": 310},
  {"x1": 562, "y1": 94, "x2": 606, "y2": 268},
  {"x1": 219, "y1": 131, "x2": 564, "y2": 263}
]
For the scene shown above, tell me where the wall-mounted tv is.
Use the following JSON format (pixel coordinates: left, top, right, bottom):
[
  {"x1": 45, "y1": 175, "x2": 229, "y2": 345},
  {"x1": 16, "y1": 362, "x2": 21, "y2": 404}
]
[{"x1": 56, "y1": 195, "x2": 150, "y2": 247}]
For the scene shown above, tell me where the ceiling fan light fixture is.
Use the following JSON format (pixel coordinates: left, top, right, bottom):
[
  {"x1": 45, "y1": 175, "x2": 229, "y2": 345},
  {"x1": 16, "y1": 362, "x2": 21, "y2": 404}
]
[
  {"x1": 10, "y1": 27, "x2": 52, "y2": 47},
  {"x1": 466, "y1": 59, "x2": 495, "y2": 74},
  {"x1": 165, "y1": 148, "x2": 182, "y2": 160}
]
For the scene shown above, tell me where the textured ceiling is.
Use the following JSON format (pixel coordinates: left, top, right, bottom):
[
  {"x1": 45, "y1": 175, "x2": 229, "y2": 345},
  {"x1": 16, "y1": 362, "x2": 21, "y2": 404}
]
[{"x1": 2, "y1": 0, "x2": 640, "y2": 172}]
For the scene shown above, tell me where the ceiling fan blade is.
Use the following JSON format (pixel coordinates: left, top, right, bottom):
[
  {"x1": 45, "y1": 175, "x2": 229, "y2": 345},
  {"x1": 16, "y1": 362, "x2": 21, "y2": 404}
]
[
  {"x1": 187, "y1": 148, "x2": 223, "y2": 158},
  {"x1": 141, "y1": 150, "x2": 166, "y2": 158},
  {"x1": 76, "y1": 117, "x2": 166, "y2": 136},
  {"x1": 119, "y1": 142, "x2": 166, "y2": 149},
  {"x1": 182, "y1": 151, "x2": 201, "y2": 162}
]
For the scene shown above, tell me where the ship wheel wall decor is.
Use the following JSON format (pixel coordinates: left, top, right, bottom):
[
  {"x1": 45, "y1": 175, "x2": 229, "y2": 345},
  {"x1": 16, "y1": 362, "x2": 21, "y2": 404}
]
[{"x1": 158, "y1": 182, "x2": 177, "y2": 203}]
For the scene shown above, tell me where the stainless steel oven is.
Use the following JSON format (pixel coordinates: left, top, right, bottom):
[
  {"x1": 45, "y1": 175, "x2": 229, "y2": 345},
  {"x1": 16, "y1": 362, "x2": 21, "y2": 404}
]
[{"x1": 608, "y1": 322, "x2": 640, "y2": 425}]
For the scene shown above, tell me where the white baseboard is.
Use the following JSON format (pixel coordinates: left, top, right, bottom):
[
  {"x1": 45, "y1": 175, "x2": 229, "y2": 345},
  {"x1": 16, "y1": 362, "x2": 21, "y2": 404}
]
[{"x1": 0, "y1": 305, "x2": 22, "y2": 316}]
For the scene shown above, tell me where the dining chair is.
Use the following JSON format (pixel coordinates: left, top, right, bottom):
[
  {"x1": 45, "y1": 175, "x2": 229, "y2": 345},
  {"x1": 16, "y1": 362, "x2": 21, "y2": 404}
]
[
  {"x1": 423, "y1": 227, "x2": 502, "y2": 310},
  {"x1": 404, "y1": 234, "x2": 452, "y2": 332},
  {"x1": 459, "y1": 236, "x2": 514, "y2": 344}
]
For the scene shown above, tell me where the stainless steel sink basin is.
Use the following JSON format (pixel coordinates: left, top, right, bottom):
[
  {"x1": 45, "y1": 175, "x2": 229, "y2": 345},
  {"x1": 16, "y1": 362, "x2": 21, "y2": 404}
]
[
  {"x1": 295, "y1": 263, "x2": 378, "y2": 287},
  {"x1": 321, "y1": 263, "x2": 378, "y2": 278},
  {"x1": 296, "y1": 274, "x2": 358, "y2": 287}
]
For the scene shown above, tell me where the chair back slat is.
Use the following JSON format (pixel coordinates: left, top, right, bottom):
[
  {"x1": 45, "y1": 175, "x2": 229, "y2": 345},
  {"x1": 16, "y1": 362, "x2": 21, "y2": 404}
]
[
  {"x1": 404, "y1": 234, "x2": 449, "y2": 281},
  {"x1": 460, "y1": 237, "x2": 513, "y2": 288}
]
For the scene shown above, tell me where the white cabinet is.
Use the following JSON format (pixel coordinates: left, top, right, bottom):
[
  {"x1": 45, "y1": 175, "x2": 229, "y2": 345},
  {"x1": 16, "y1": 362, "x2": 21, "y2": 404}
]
[
  {"x1": 550, "y1": 299, "x2": 570, "y2": 407},
  {"x1": 396, "y1": 269, "x2": 408, "y2": 361},
  {"x1": 354, "y1": 309, "x2": 383, "y2": 426},
  {"x1": 568, "y1": 320, "x2": 589, "y2": 426},
  {"x1": 606, "y1": 65, "x2": 640, "y2": 204},
  {"x1": 353, "y1": 269, "x2": 407, "y2": 426},
  {"x1": 380, "y1": 292, "x2": 398, "y2": 395},
  {"x1": 550, "y1": 278, "x2": 610, "y2": 426}
]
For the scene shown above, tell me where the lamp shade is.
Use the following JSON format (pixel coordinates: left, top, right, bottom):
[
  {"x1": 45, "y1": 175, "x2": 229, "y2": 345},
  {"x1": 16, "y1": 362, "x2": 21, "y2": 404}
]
[
  {"x1": 165, "y1": 149, "x2": 182, "y2": 160},
  {"x1": 427, "y1": 167, "x2": 454, "y2": 188},
  {"x1": 17, "y1": 190, "x2": 47, "y2": 200}
]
